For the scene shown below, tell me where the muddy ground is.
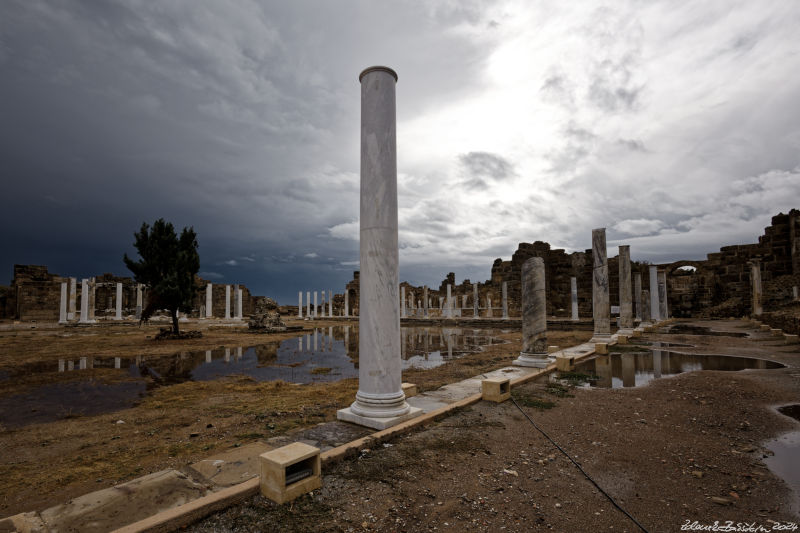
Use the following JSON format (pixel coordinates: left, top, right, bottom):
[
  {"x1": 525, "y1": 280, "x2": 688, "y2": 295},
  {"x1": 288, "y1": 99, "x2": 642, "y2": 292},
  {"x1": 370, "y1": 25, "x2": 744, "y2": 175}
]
[
  {"x1": 0, "y1": 318, "x2": 591, "y2": 517},
  {"x1": 187, "y1": 320, "x2": 800, "y2": 533}
]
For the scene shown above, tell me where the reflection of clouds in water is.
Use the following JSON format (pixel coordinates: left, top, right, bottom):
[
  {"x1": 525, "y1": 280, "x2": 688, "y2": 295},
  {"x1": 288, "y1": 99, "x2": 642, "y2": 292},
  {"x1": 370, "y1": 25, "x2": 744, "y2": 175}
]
[{"x1": 403, "y1": 350, "x2": 445, "y2": 370}]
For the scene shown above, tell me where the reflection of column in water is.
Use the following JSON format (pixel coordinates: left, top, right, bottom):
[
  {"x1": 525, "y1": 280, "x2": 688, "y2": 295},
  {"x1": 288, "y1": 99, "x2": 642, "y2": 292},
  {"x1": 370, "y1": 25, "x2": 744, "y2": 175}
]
[
  {"x1": 313, "y1": 329, "x2": 318, "y2": 351},
  {"x1": 662, "y1": 352, "x2": 670, "y2": 374},
  {"x1": 136, "y1": 355, "x2": 142, "y2": 368},
  {"x1": 329, "y1": 327, "x2": 333, "y2": 351},
  {"x1": 298, "y1": 337, "x2": 302, "y2": 352},
  {"x1": 595, "y1": 355, "x2": 612, "y2": 388},
  {"x1": 305, "y1": 334, "x2": 310, "y2": 352},
  {"x1": 424, "y1": 329, "x2": 429, "y2": 355},
  {"x1": 58, "y1": 359, "x2": 65, "y2": 372},
  {"x1": 447, "y1": 332, "x2": 453, "y2": 358},
  {"x1": 115, "y1": 357, "x2": 121, "y2": 369},
  {"x1": 224, "y1": 348, "x2": 230, "y2": 362},
  {"x1": 88, "y1": 358, "x2": 94, "y2": 369},
  {"x1": 237, "y1": 347, "x2": 242, "y2": 360},
  {"x1": 68, "y1": 360, "x2": 74, "y2": 371},
  {"x1": 344, "y1": 326, "x2": 350, "y2": 356},
  {"x1": 621, "y1": 353, "x2": 636, "y2": 387},
  {"x1": 652, "y1": 349, "x2": 662, "y2": 378},
  {"x1": 757, "y1": 359, "x2": 766, "y2": 369},
  {"x1": 79, "y1": 357, "x2": 87, "y2": 370}
]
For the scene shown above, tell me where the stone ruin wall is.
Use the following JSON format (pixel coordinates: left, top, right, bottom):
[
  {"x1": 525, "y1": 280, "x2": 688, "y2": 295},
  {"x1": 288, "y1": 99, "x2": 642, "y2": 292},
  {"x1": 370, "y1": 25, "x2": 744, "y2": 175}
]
[{"x1": 0, "y1": 265, "x2": 257, "y2": 321}]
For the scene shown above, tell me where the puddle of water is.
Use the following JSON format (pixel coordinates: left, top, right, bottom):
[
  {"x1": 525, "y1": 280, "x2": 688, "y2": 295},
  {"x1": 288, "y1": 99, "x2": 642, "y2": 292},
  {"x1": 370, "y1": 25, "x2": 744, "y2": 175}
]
[
  {"x1": 665, "y1": 324, "x2": 748, "y2": 337},
  {"x1": 0, "y1": 326, "x2": 500, "y2": 428},
  {"x1": 764, "y1": 405, "x2": 800, "y2": 516},
  {"x1": 572, "y1": 351, "x2": 784, "y2": 389},
  {"x1": 629, "y1": 341, "x2": 694, "y2": 349}
]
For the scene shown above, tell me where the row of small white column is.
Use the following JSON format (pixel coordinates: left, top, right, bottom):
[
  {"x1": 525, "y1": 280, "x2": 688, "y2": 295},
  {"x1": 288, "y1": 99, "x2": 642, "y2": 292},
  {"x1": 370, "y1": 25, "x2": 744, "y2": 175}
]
[
  {"x1": 297, "y1": 290, "x2": 339, "y2": 318},
  {"x1": 202, "y1": 283, "x2": 243, "y2": 320},
  {"x1": 399, "y1": 284, "x2": 508, "y2": 319},
  {"x1": 58, "y1": 278, "x2": 144, "y2": 324}
]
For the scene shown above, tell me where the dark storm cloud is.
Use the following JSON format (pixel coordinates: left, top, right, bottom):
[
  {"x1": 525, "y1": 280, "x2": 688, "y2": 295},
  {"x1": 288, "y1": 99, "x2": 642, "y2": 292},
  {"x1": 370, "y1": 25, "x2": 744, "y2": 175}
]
[{"x1": 458, "y1": 151, "x2": 515, "y2": 190}]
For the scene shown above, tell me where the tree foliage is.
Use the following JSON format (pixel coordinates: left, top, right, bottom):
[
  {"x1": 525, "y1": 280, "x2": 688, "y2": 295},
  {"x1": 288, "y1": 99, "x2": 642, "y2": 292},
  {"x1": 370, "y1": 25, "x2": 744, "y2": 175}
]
[{"x1": 123, "y1": 218, "x2": 200, "y2": 333}]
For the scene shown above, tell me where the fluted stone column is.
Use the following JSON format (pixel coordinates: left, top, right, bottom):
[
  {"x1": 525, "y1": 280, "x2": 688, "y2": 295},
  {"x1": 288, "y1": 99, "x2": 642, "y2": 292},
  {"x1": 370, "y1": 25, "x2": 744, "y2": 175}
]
[
  {"x1": 59, "y1": 282, "x2": 68, "y2": 323},
  {"x1": 641, "y1": 290, "x2": 651, "y2": 323},
  {"x1": 446, "y1": 284, "x2": 453, "y2": 318},
  {"x1": 225, "y1": 285, "x2": 231, "y2": 319},
  {"x1": 570, "y1": 277, "x2": 578, "y2": 321},
  {"x1": 591, "y1": 228, "x2": 611, "y2": 341},
  {"x1": 649, "y1": 266, "x2": 660, "y2": 322},
  {"x1": 401, "y1": 286, "x2": 406, "y2": 318},
  {"x1": 502, "y1": 281, "x2": 508, "y2": 319},
  {"x1": 618, "y1": 245, "x2": 633, "y2": 331},
  {"x1": 634, "y1": 272, "x2": 642, "y2": 322},
  {"x1": 135, "y1": 283, "x2": 142, "y2": 320},
  {"x1": 68, "y1": 277, "x2": 77, "y2": 321},
  {"x1": 423, "y1": 286, "x2": 429, "y2": 318},
  {"x1": 515, "y1": 257, "x2": 552, "y2": 367},
  {"x1": 473, "y1": 284, "x2": 479, "y2": 318},
  {"x1": 115, "y1": 282, "x2": 122, "y2": 320},
  {"x1": 298, "y1": 291, "x2": 303, "y2": 318},
  {"x1": 338, "y1": 65, "x2": 420, "y2": 430},
  {"x1": 657, "y1": 270, "x2": 668, "y2": 320},
  {"x1": 206, "y1": 284, "x2": 213, "y2": 318},
  {"x1": 329, "y1": 290, "x2": 333, "y2": 317}
]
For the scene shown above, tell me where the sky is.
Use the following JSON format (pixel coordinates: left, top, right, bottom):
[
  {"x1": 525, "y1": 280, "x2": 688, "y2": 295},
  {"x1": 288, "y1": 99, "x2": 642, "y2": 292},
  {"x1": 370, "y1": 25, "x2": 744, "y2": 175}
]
[{"x1": 2, "y1": 0, "x2": 799, "y2": 304}]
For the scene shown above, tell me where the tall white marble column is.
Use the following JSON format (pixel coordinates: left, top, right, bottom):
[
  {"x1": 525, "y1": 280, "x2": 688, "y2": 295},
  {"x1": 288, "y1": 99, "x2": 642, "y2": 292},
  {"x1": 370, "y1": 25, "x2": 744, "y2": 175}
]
[
  {"x1": 114, "y1": 282, "x2": 122, "y2": 320},
  {"x1": 515, "y1": 257, "x2": 552, "y2": 367},
  {"x1": 225, "y1": 285, "x2": 231, "y2": 319},
  {"x1": 306, "y1": 291, "x2": 311, "y2": 317},
  {"x1": 591, "y1": 228, "x2": 611, "y2": 341},
  {"x1": 321, "y1": 289, "x2": 327, "y2": 317},
  {"x1": 618, "y1": 245, "x2": 633, "y2": 331},
  {"x1": 68, "y1": 277, "x2": 77, "y2": 321},
  {"x1": 473, "y1": 284, "x2": 479, "y2": 318},
  {"x1": 570, "y1": 276, "x2": 578, "y2": 321},
  {"x1": 328, "y1": 290, "x2": 333, "y2": 317},
  {"x1": 79, "y1": 279, "x2": 90, "y2": 323},
  {"x1": 344, "y1": 290, "x2": 349, "y2": 317},
  {"x1": 446, "y1": 284, "x2": 452, "y2": 318},
  {"x1": 634, "y1": 272, "x2": 642, "y2": 322},
  {"x1": 206, "y1": 283, "x2": 213, "y2": 318},
  {"x1": 338, "y1": 65, "x2": 420, "y2": 430},
  {"x1": 237, "y1": 287, "x2": 243, "y2": 319},
  {"x1": 501, "y1": 281, "x2": 508, "y2": 319},
  {"x1": 59, "y1": 282, "x2": 68, "y2": 323},
  {"x1": 649, "y1": 266, "x2": 660, "y2": 322},
  {"x1": 88, "y1": 278, "x2": 96, "y2": 321},
  {"x1": 298, "y1": 291, "x2": 303, "y2": 318},
  {"x1": 401, "y1": 286, "x2": 406, "y2": 318},
  {"x1": 657, "y1": 270, "x2": 668, "y2": 320},
  {"x1": 423, "y1": 286, "x2": 429, "y2": 318},
  {"x1": 135, "y1": 283, "x2": 142, "y2": 320}
]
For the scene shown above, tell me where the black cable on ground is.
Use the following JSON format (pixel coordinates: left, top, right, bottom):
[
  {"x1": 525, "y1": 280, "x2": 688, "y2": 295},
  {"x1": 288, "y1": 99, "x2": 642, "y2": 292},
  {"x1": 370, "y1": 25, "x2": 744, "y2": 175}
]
[{"x1": 510, "y1": 396, "x2": 650, "y2": 533}]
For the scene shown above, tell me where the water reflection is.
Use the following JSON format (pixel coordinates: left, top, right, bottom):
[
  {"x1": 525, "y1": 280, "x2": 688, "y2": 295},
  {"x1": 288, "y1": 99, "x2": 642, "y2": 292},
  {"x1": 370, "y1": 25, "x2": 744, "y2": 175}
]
[{"x1": 574, "y1": 351, "x2": 783, "y2": 388}]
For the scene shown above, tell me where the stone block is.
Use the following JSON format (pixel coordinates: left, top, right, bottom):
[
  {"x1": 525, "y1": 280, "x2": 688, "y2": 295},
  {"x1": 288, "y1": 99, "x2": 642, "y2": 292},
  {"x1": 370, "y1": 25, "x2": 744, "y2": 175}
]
[
  {"x1": 617, "y1": 335, "x2": 629, "y2": 344},
  {"x1": 771, "y1": 328, "x2": 783, "y2": 337},
  {"x1": 547, "y1": 345, "x2": 560, "y2": 353},
  {"x1": 481, "y1": 377, "x2": 510, "y2": 403},
  {"x1": 401, "y1": 382, "x2": 418, "y2": 398},
  {"x1": 259, "y1": 442, "x2": 321, "y2": 504},
  {"x1": 784, "y1": 334, "x2": 798, "y2": 344},
  {"x1": 631, "y1": 330, "x2": 641, "y2": 338},
  {"x1": 556, "y1": 355, "x2": 575, "y2": 372},
  {"x1": 595, "y1": 343, "x2": 609, "y2": 355},
  {"x1": 760, "y1": 324, "x2": 770, "y2": 331}
]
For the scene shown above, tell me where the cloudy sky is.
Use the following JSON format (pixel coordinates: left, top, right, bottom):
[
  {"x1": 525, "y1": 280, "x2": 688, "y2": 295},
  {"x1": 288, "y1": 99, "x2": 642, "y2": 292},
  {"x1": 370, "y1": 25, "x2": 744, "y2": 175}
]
[{"x1": 2, "y1": 1, "x2": 799, "y2": 303}]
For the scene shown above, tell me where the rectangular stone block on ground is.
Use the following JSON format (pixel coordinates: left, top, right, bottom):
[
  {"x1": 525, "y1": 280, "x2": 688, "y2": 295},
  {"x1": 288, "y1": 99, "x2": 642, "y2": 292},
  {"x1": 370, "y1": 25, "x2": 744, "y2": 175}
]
[
  {"x1": 259, "y1": 442, "x2": 321, "y2": 504},
  {"x1": 482, "y1": 377, "x2": 511, "y2": 403}
]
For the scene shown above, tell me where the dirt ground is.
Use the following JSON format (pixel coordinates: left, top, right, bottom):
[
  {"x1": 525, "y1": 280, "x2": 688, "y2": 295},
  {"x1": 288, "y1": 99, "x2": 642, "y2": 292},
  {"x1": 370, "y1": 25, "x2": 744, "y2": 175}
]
[
  {"x1": 0, "y1": 318, "x2": 590, "y2": 517},
  {"x1": 187, "y1": 320, "x2": 800, "y2": 533}
]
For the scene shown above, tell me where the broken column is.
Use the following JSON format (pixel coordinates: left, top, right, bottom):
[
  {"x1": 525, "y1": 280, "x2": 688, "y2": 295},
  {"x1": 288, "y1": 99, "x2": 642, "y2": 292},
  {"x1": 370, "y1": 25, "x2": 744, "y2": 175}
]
[
  {"x1": 649, "y1": 266, "x2": 660, "y2": 322},
  {"x1": 337, "y1": 65, "x2": 420, "y2": 429},
  {"x1": 298, "y1": 291, "x2": 303, "y2": 318},
  {"x1": 618, "y1": 245, "x2": 633, "y2": 332},
  {"x1": 225, "y1": 285, "x2": 231, "y2": 319},
  {"x1": 115, "y1": 282, "x2": 122, "y2": 320},
  {"x1": 570, "y1": 276, "x2": 578, "y2": 321},
  {"x1": 473, "y1": 284, "x2": 479, "y2": 318},
  {"x1": 206, "y1": 283, "x2": 213, "y2": 318},
  {"x1": 634, "y1": 272, "x2": 642, "y2": 322},
  {"x1": 68, "y1": 277, "x2": 77, "y2": 320},
  {"x1": 501, "y1": 281, "x2": 509, "y2": 319},
  {"x1": 135, "y1": 283, "x2": 142, "y2": 320},
  {"x1": 657, "y1": 270, "x2": 668, "y2": 320},
  {"x1": 59, "y1": 281, "x2": 68, "y2": 323},
  {"x1": 591, "y1": 228, "x2": 611, "y2": 341},
  {"x1": 750, "y1": 261, "x2": 763, "y2": 316},
  {"x1": 514, "y1": 257, "x2": 552, "y2": 367}
]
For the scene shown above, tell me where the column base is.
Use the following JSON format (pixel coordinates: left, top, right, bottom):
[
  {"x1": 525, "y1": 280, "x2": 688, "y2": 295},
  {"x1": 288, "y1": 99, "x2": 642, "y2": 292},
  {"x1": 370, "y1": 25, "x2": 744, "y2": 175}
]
[
  {"x1": 513, "y1": 352, "x2": 554, "y2": 368},
  {"x1": 616, "y1": 328, "x2": 635, "y2": 336},
  {"x1": 337, "y1": 405, "x2": 423, "y2": 430},
  {"x1": 590, "y1": 333, "x2": 613, "y2": 343}
]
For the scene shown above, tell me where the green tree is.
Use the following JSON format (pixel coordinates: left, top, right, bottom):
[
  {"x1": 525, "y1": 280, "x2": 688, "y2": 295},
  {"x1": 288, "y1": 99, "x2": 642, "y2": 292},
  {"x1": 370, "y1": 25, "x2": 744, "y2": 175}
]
[{"x1": 123, "y1": 218, "x2": 200, "y2": 334}]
